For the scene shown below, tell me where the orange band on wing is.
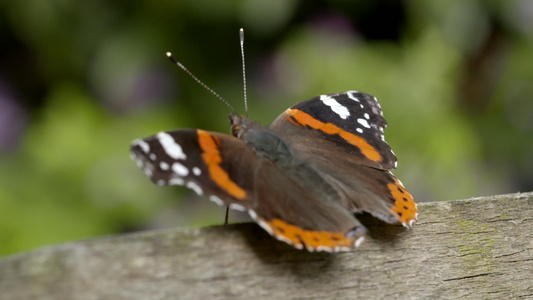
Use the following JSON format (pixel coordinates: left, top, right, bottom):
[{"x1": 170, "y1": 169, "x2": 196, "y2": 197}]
[
  {"x1": 286, "y1": 109, "x2": 382, "y2": 162},
  {"x1": 263, "y1": 218, "x2": 356, "y2": 251},
  {"x1": 197, "y1": 130, "x2": 247, "y2": 200},
  {"x1": 388, "y1": 178, "x2": 417, "y2": 226}
]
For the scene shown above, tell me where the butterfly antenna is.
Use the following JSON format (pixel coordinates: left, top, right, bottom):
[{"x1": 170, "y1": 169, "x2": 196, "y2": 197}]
[
  {"x1": 239, "y1": 28, "x2": 248, "y2": 117},
  {"x1": 166, "y1": 52, "x2": 237, "y2": 113}
]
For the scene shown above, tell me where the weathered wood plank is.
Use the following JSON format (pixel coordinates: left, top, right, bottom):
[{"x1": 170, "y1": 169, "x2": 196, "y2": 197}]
[{"x1": 1, "y1": 192, "x2": 532, "y2": 300}]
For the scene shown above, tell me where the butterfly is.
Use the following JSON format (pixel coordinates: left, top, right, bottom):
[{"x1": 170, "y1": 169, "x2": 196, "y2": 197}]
[
  {"x1": 131, "y1": 30, "x2": 416, "y2": 252},
  {"x1": 131, "y1": 89, "x2": 417, "y2": 252}
]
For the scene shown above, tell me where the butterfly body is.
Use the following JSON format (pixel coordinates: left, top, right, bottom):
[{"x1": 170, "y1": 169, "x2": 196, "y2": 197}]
[{"x1": 131, "y1": 91, "x2": 417, "y2": 252}]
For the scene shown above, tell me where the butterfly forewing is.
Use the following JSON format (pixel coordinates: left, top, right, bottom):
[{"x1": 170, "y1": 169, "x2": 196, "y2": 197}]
[
  {"x1": 270, "y1": 91, "x2": 397, "y2": 170},
  {"x1": 131, "y1": 129, "x2": 256, "y2": 209},
  {"x1": 131, "y1": 128, "x2": 366, "y2": 251}
]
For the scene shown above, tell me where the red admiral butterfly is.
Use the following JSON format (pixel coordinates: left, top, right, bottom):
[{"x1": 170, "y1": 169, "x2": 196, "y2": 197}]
[{"x1": 131, "y1": 30, "x2": 416, "y2": 252}]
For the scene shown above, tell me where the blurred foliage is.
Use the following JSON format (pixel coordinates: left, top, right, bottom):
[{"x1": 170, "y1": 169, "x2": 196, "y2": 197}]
[{"x1": 0, "y1": 0, "x2": 532, "y2": 256}]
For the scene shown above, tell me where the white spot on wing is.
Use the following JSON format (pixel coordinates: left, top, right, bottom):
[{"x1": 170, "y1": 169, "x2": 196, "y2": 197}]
[
  {"x1": 357, "y1": 118, "x2": 371, "y2": 128},
  {"x1": 374, "y1": 96, "x2": 381, "y2": 107},
  {"x1": 356, "y1": 128, "x2": 363, "y2": 134},
  {"x1": 248, "y1": 209, "x2": 257, "y2": 220},
  {"x1": 157, "y1": 132, "x2": 187, "y2": 160},
  {"x1": 192, "y1": 167, "x2": 201, "y2": 176},
  {"x1": 186, "y1": 181, "x2": 203, "y2": 195},
  {"x1": 316, "y1": 246, "x2": 332, "y2": 252},
  {"x1": 149, "y1": 153, "x2": 156, "y2": 161},
  {"x1": 143, "y1": 168, "x2": 153, "y2": 177},
  {"x1": 160, "y1": 161, "x2": 169, "y2": 170},
  {"x1": 134, "y1": 158, "x2": 143, "y2": 168},
  {"x1": 364, "y1": 113, "x2": 370, "y2": 119},
  {"x1": 395, "y1": 175, "x2": 404, "y2": 186},
  {"x1": 172, "y1": 162, "x2": 189, "y2": 176},
  {"x1": 229, "y1": 203, "x2": 245, "y2": 212},
  {"x1": 133, "y1": 139, "x2": 150, "y2": 153},
  {"x1": 320, "y1": 95, "x2": 350, "y2": 119},
  {"x1": 274, "y1": 234, "x2": 303, "y2": 249},
  {"x1": 209, "y1": 195, "x2": 224, "y2": 206},
  {"x1": 248, "y1": 210, "x2": 274, "y2": 236},
  {"x1": 169, "y1": 178, "x2": 184, "y2": 186},
  {"x1": 347, "y1": 91, "x2": 360, "y2": 102}
]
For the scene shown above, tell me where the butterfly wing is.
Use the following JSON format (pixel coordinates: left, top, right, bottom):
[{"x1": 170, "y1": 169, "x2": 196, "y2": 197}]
[
  {"x1": 269, "y1": 91, "x2": 417, "y2": 226},
  {"x1": 131, "y1": 130, "x2": 255, "y2": 208},
  {"x1": 270, "y1": 91, "x2": 396, "y2": 170},
  {"x1": 131, "y1": 129, "x2": 365, "y2": 251},
  {"x1": 252, "y1": 158, "x2": 366, "y2": 251},
  {"x1": 310, "y1": 158, "x2": 417, "y2": 227}
]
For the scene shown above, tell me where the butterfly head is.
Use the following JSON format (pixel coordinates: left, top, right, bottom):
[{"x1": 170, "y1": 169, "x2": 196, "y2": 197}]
[
  {"x1": 230, "y1": 113, "x2": 261, "y2": 140},
  {"x1": 229, "y1": 113, "x2": 244, "y2": 138}
]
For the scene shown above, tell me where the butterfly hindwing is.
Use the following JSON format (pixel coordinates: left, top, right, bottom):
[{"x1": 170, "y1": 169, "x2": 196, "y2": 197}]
[
  {"x1": 251, "y1": 158, "x2": 366, "y2": 251},
  {"x1": 313, "y1": 158, "x2": 417, "y2": 227}
]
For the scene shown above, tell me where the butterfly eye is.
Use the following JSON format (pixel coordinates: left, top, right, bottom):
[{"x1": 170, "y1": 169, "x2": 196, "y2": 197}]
[{"x1": 230, "y1": 123, "x2": 240, "y2": 137}]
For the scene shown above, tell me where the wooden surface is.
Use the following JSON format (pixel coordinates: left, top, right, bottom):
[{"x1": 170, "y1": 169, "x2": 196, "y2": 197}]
[{"x1": 1, "y1": 192, "x2": 532, "y2": 300}]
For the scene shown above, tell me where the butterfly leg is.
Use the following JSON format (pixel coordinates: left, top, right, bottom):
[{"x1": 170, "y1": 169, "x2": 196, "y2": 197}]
[{"x1": 224, "y1": 205, "x2": 230, "y2": 226}]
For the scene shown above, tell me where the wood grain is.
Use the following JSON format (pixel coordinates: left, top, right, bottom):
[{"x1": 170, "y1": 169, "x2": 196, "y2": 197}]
[{"x1": 1, "y1": 192, "x2": 532, "y2": 300}]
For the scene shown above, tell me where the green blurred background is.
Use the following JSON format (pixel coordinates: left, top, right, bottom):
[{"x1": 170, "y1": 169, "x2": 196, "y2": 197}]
[{"x1": 1, "y1": 0, "x2": 532, "y2": 256}]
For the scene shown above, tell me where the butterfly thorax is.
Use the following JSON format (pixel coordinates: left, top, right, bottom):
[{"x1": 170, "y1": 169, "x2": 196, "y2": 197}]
[
  {"x1": 230, "y1": 113, "x2": 340, "y2": 202},
  {"x1": 230, "y1": 113, "x2": 292, "y2": 164}
]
